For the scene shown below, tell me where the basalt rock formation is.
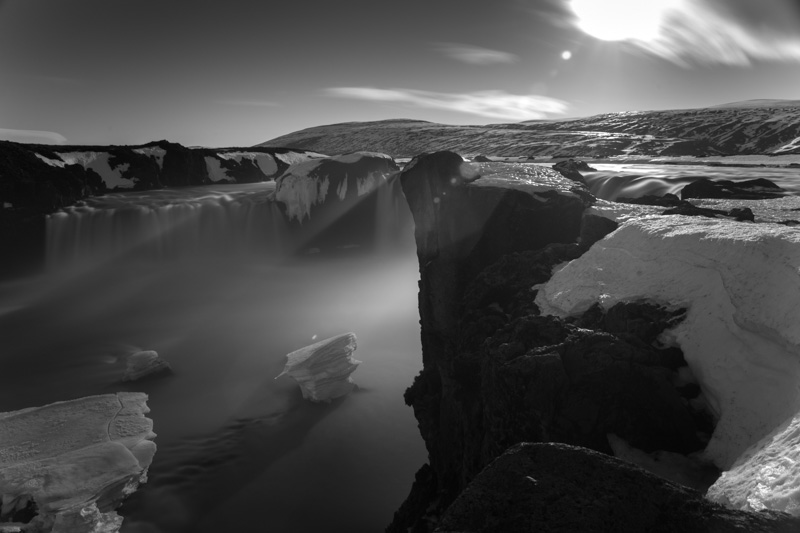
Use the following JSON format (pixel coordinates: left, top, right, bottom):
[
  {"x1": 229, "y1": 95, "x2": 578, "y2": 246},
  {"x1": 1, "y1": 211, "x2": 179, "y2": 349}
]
[{"x1": 388, "y1": 151, "x2": 799, "y2": 532}]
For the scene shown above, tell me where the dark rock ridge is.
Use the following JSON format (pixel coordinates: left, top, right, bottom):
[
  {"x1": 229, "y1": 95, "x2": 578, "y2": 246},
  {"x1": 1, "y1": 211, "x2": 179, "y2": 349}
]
[
  {"x1": 680, "y1": 177, "x2": 787, "y2": 200},
  {"x1": 552, "y1": 158, "x2": 595, "y2": 185},
  {"x1": 618, "y1": 193, "x2": 755, "y2": 222},
  {"x1": 437, "y1": 443, "x2": 800, "y2": 533},
  {"x1": 260, "y1": 101, "x2": 800, "y2": 158},
  {"x1": 388, "y1": 151, "x2": 795, "y2": 532}
]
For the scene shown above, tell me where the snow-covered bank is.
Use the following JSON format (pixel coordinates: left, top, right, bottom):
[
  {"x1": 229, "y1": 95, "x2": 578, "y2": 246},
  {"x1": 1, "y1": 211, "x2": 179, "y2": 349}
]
[{"x1": 535, "y1": 215, "x2": 800, "y2": 511}]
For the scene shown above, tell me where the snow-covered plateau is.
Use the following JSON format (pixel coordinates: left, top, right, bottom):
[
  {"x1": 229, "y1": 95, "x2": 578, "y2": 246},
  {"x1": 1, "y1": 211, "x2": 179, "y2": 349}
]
[{"x1": 535, "y1": 214, "x2": 800, "y2": 513}]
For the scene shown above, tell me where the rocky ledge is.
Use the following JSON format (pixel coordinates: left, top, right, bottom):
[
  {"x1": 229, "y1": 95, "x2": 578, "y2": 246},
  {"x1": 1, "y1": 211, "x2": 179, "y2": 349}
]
[{"x1": 388, "y1": 151, "x2": 800, "y2": 532}]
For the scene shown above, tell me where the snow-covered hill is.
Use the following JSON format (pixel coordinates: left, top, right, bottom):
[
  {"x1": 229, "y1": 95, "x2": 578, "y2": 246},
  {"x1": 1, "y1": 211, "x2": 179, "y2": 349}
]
[{"x1": 260, "y1": 101, "x2": 800, "y2": 158}]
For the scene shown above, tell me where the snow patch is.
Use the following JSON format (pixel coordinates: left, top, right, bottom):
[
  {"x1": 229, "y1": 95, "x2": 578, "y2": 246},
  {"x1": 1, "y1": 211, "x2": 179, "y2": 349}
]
[
  {"x1": 57, "y1": 152, "x2": 135, "y2": 189},
  {"x1": 274, "y1": 151, "x2": 326, "y2": 166},
  {"x1": 536, "y1": 216, "x2": 800, "y2": 472},
  {"x1": 204, "y1": 156, "x2": 235, "y2": 183},
  {"x1": 708, "y1": 410, "x2": 800, "y2": 515},
  {"x1": 275, "y1": 173, "x2": 330, "y2": 222},
  {"x1": 216, "y1": 151, "x2": 279, "y2": 177},
  {"x1": 133, "y1": 146, "x2": 167, "y2": 168},
  {"x1": 35, "y1": 153, "x2": 67, "y2": 168}
]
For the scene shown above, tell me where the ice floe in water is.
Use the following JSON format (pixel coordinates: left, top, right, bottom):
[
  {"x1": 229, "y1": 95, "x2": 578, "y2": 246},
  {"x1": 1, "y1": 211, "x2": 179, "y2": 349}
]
[{"x1": 276, "y1": 332, "x2": 361, "y2": 402}]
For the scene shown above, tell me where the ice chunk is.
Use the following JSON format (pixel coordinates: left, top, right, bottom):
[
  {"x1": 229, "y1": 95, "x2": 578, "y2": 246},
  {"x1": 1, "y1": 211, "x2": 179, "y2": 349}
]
[
  {"x1": 0, "y1": 393, "x2": 156, "y2": 531},
  {"x1": 122, "y1": 350, "x2": 171, "y2": 382},
  {"x1": 275, "y1": 333, "x2": 361, "y2": 402}
]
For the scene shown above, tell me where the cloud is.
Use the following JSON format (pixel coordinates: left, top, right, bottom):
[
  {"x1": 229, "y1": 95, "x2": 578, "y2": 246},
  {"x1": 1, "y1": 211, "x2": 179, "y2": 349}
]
[
  {"x1": 565, "y1": 0, "x2": 800, "y2": 66},
  {"x1": 0, "y1": 128, "x2": 67, "y2": 144},
  {"x1": 434, "y1": 43, "x2": 519, "y2": 65},
  {"x1": 325, "y1": 87, "x2": 568, "y2": 121},
  {"x1": 217, "y1": 99, "x2": 279, "y2": 107}
]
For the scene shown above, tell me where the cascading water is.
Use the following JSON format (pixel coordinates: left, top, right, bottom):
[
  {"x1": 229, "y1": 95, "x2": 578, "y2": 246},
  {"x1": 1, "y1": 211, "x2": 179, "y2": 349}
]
[
  {"x1": 46, "y1": 183, "x2": 287, "y2": 267},
  {"x1": 580, "y1": 163, "x2": 800, "y2": 201}
]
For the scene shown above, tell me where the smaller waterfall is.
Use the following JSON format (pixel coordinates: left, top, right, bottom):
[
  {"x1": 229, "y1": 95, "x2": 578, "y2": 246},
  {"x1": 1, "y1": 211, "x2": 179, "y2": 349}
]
[{"x1": 46, "y1": 183, "x2": 286, "y2": 267}]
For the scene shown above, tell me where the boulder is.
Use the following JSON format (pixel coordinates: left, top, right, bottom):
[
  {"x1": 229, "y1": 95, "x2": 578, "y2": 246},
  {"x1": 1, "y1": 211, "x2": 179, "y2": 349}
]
[
  {"x1": 552, "y1": 159, "x2": 595, "y2": 185},
  {"x1": 122, "y1": 350, "x2": 171, "y2": 382},
  {"x1": 471, "y1": 155, "x2": 491, "y2": 162},
  {"x1": 437, "y1": 443, "x2": 800, "y2": 533},
  {"x1": 680, "y1": 177, "x2": 786, "y2": 200},
  {"x1": 0, "y1": 393, "x2": 156, "y2": 532},
  {"x1": 275, "y1": 333, "x2": 361, "y2": 402}
]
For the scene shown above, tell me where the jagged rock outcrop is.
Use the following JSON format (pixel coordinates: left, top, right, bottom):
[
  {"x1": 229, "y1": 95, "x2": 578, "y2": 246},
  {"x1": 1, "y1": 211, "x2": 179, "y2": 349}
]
[
  {"x1": 273, "y1": 152, "x2": 409, "y2": 252},
  {"x1": 552, "y1": 159, "x2": 595, "y2": 185},
  {"x1": 276, "y1": 333, "x2": 361, "y2": 402},
  {"x1": 388, "y1": 152, "x2": 724, "y2": 531},
  {"x1": 0, "y1": 393, "x2": 156, "y2": 532},
  {"x1": 437, "y1": 443, "x2": 800, "y2": 533}
]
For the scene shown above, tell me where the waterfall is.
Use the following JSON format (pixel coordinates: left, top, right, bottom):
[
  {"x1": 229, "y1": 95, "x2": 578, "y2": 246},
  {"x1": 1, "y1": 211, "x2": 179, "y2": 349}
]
[{"x1": 46, "y1": 183, "x2": 286, "y2": 267}]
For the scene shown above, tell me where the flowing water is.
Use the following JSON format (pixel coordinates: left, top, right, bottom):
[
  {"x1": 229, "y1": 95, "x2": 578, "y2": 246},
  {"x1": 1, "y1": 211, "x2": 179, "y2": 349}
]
[
  {"x1": 580, "y1": 163, "x2": 800, "y2": 200},
  {"x1": 0, "y1": 183, "x2": 424, "y2": 533}
]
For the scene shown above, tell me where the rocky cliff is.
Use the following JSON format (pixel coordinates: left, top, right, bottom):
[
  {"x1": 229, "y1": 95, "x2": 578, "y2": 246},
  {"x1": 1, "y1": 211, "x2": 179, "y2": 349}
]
[{"x1": 389, "y1": 151, "x2": 800, "y2": 532}]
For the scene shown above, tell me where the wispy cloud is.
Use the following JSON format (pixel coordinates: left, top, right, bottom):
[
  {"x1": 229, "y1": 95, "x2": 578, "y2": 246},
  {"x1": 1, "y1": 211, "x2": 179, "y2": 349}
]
[
  {"x1": 434, "y1": 43, "x2": 519, "y2": 65},
  {"x1": 0, "y1": 128, "x2": 67, "y2": 144},
  {"x1": 566, "y1": 0, "x2": 800, "y2": 66},
  {"x1": 217, "y1": 99, "x2": 280, "y2": 107},
  {"x1": 325, "y1": 87, "x2": 568, "y2": 121}
]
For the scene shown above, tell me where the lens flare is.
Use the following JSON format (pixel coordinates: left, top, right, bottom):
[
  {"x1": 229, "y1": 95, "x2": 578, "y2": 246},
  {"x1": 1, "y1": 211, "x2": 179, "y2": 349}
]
[{"x1": 568, "y1": 0, "x2": 680, "y2": 42}]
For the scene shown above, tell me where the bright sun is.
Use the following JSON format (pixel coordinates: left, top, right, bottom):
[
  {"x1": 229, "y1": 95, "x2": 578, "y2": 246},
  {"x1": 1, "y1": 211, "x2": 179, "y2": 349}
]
[{"x1": 568, "y1": 0, "x2": 679, "y2": 42}]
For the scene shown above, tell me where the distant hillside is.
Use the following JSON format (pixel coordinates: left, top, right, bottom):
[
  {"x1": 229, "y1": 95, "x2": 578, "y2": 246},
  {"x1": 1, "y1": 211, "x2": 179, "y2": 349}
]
[{"x1": 259, "y1": 101, "x2": 800, "y2": 158}]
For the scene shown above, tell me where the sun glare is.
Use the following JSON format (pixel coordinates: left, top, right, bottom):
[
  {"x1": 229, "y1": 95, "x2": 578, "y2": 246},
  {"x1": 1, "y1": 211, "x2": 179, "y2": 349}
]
[{"x1": 568, "y1": 0, "x2": 679, "y2": 42}]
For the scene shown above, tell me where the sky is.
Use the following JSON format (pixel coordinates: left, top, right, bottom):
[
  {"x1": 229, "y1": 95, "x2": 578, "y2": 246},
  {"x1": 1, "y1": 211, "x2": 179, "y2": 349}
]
[{"x1": 1, "y1": 0, "x2": 800, "y2": 147}]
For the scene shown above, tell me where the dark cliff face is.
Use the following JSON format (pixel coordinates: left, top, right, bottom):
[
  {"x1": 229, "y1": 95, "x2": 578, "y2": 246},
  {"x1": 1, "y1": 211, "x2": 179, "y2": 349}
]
[{"x1": 389, "y1": 151, "x2": 796, "y2": 532}]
